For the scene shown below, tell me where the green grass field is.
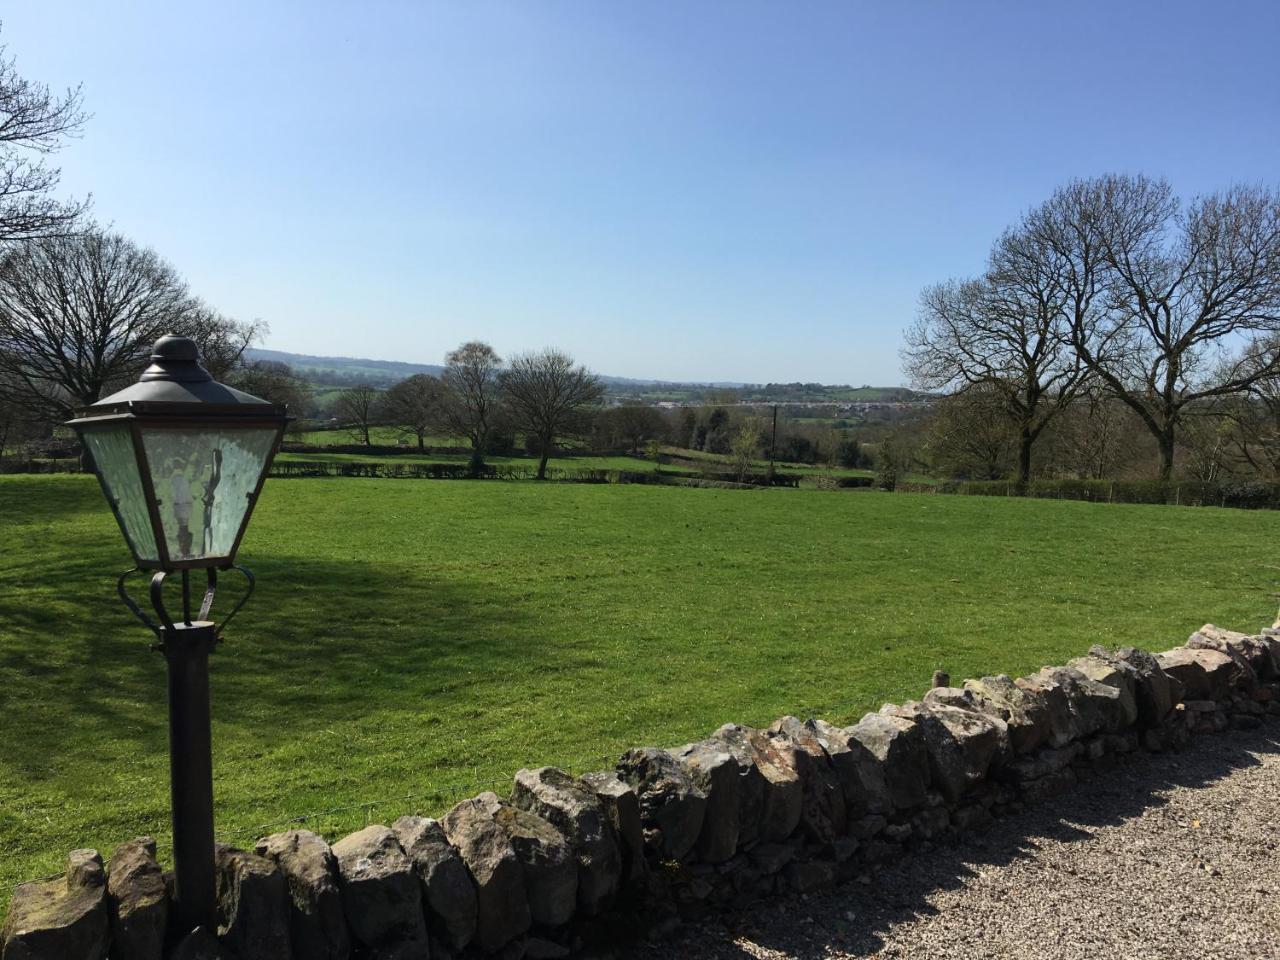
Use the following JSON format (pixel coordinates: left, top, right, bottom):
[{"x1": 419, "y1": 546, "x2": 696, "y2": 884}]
[{"x1": 2, "y1": 475, "x2": 1277, "y2": 906}]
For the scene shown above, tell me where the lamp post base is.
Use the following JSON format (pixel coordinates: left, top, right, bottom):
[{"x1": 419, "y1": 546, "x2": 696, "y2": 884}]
[{"x1": 161, "y1": 621, "x2": 218, "y2": 939}]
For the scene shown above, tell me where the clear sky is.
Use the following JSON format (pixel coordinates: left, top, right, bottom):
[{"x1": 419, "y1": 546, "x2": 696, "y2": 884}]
[{"x1": 7, "y1": 2, "x2": 1280, "y2": 384}]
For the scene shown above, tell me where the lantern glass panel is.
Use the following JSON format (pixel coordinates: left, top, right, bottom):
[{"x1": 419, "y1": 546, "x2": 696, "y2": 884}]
[
  {"x1": 83, "y1": 426, "x2": 161, "y2": 562},
  {"x1": 140, "y1": 426, "x2": 278, "y2": 563}
]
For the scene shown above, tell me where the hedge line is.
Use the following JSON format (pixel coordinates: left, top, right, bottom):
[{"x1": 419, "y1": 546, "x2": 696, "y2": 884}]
[
  {"x1": 923, "y1": 477, "x2": 1280, "y2": 509},
  {"x1": 268, "y1": 460, "x2": 800, "y2": 488}
]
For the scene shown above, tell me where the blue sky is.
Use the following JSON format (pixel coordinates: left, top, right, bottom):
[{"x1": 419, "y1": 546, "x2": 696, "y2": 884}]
[{"x1": 7, "y1": 2, "x2": 1280, "y2": 384}]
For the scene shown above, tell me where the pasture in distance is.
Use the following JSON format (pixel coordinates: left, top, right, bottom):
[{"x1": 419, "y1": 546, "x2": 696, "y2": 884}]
[{"x1": 1, "y1": 474, "x2": 1277, "y2": 907}]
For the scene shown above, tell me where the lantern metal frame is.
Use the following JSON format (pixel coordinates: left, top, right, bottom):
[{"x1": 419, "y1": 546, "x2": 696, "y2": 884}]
[{"x1": 68, "y1": 400, "x2": 287, "y2": 572}]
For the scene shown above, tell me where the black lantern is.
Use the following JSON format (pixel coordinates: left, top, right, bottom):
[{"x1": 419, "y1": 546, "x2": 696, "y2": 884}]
[
  {"x1": 68, "y1": 333, "x2": 286, "y2": 572},
  {"x1": 67, "y1": 334, "x2": 288, "y2": 940}
]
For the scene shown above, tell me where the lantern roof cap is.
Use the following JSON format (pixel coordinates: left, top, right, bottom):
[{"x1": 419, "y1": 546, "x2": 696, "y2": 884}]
[{"x1": 73, "y1": 334, "x2": 283, "y2": 415}]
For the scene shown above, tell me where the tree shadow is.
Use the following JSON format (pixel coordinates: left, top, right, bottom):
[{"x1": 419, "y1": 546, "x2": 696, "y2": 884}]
[
  {"x1": 0, "y1": 553, "x2": 540, "y2": 779},
  {"x1": 622, "y1": 725, "x2": 1280, "y2": 958}
]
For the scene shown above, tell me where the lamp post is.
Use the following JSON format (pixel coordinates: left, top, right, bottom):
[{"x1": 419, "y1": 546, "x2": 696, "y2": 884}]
[{"x1": 67, "y1": 334, "x2": 288, "y2": 938}]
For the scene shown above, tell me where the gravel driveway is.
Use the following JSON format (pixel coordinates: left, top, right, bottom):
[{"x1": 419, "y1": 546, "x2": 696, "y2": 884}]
[{"x1": 621, "y1": 724, "x2": 1280, "y2": 960}]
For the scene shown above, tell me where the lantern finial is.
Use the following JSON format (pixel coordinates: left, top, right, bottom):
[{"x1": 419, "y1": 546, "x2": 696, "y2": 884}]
[{"x1": 140, "y1": 334, "x2": 213, "y2": 384}]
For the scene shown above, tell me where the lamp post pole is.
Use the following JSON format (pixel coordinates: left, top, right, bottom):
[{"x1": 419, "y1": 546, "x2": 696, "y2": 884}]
[{"x1": 162, "y1": 619, "x2": 219, "y2": 935}]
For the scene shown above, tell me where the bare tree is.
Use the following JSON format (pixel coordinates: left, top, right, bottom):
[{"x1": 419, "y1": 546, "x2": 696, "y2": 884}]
[
  {"x1": 500, "y1": 348, "x2": 604, "y2": 480},
  {"x1": 600, "y1": 404, "x2": 668, "y2": 454},
  {"x1": 186, "y1": 306, "x2": 263, "y2": 381},
  {"x1": 440, "y1": 341, "x2": 503, "y2": 474},
  {"x1": 1046, "y1": 387, "x2": 1140, "y2": 480},
  {"x1": 0, "y1": 228, "x2": 256, "y2": 422},
  {"x1": 0, "y1": 36, "x2": 90, "y2": 241},
  {"x1": 335, "y1": 383, "x2": 378, "y2": 446},
  {"x1": 923, "y1": 388, "x2": 1016, "y2": 480},
  {"x1": 1214, "y1": 340, "x2": 1280, "y2": 479},
  {"x1": 382, "y1": 373, "x2": 444, "y2": 449},
  {"x1": 1032, "y1": 175, "x2": 1280, "y2": 480},
  {"x1": 904, "y1": 223, "x2": 1087, "y2": 490},
  {"x1": 227, "y1": 360, "x2": 309, "y2": 432}
]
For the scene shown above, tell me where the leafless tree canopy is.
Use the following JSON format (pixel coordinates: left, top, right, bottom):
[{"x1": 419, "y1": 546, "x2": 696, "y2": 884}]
[
  {"x1": 923, "y1": 387, "x2": 1016, "y2": 481},
  {"x1": 226, "y1": 360, "x2": 309, "y2": 429},
  {"x1": 335, "y1": 383, "x2": 379, "y2": 446},
  {"x1": 440, "y1": 341, "x2": 503, "y2": 472},
  {"x1": 904, "y1": 222, "x2": 1087, "y2": 486},
  {"x1": 500, "y1": 348, "x2": 604, "y2": 479},
  {"x1": 0, "y1": 37, "x2": 90, "y2": 241},
  {"x1": 0, "y1": 228, "x2": 260, "y2": 422},
  {"x1": 1029, "y1": 175, "x2": 1280, "y2": 479},
  {"x1": 382, "y1": 373, "x2": 444, "y2": 449}
]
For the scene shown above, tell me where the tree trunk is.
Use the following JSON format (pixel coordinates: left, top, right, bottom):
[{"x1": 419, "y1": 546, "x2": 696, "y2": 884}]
[
  {"x1": 1015, "y1": 428, "x2": 1033, "y2": 494},
  {"x1": 536, "y1": 451, "x2": 550, "y2": 480},
  {"x1": 1157, "y1": 427, "x2": 1176, "y2": 483},
  {"x1": 417, "y1": 433, "x2": 425, "y2": 450}
]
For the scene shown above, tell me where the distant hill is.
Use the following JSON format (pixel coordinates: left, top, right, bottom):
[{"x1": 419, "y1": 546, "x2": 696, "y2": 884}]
[
  {"x1": 246, "y1": 347, "x2": 922, "y2": 402},
  {"x1": 246, "y1": 348, "x2": 444, "y2": 386}
]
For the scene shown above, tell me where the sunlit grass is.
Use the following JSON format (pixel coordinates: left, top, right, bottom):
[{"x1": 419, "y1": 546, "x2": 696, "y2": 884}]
[{"x1": 2, "y1": 475, "x2": 1276, "y2": 908}]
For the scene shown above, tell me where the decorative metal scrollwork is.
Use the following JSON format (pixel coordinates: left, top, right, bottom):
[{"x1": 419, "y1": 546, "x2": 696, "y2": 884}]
[{"x1": 116, "y1": 565, "x2": 256, "y2": 650}]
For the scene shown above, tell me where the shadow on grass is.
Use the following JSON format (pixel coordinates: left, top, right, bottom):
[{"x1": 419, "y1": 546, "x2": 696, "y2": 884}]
[
  {"x1": 622, "y1": 724, "x2": 1280, "y2": 959},
  {"x1": 0, "y1": 553, "x2": 540, "y2": 780}
]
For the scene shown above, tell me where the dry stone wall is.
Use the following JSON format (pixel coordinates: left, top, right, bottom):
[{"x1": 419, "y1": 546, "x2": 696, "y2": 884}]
[{"x1": 5, "y1": 621, "x2": 1280, "y2": 960}]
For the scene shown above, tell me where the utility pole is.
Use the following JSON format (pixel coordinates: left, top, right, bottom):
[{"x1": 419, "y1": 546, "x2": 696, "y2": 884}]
[{"x1": 768, "y1": 404, "x2": 778, "y2": 477}]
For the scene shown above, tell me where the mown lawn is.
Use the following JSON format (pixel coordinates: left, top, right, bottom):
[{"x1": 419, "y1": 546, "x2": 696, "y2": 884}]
[{"x1": 1, "y1": 475, "x2": 1277, "y2": 906}]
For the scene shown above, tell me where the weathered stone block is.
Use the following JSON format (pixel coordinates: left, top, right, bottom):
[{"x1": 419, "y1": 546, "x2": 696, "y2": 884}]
[
  {"x1": 107, "y1": 837, "x2": 167, "y2": 960},
  {"x1": 255, "y1": 829, "x2": 350, "y2": 960},
  {"x1": 667, "y1": 743, "x2": 742, "y2": 864},
  {"x1": 1188, "y1": 625, "x2": 1263, "y2": 686},
  {"x1": 1014, "y1": 671, "x2": 1078, "y2": 747},
  {"x1": 1004, "y1": 742, "x2": 1083, "y2": 783},
  {"x1": 579, "y1": 771, "x2": 646, "y2": 884},
  {"x1": 960, "y1": 675, "x2": 1051, "y2": 754},
  {"x1": 442, "y1": 795, "x2": 530, "y2": 953},
  {"x1": 882, "y1": 701, "x2": 1006, "y2": 804},
  {"x1": 214, "y1": 844, "x2": 291, "y2": 960},
  {"x1": 1101, "y1": 647, "x2": 1175, "y2": 727},
  {"x1": 512, "y1": 767, "x2": 622, "y2": 915},
  {"x1": 709, "y1": 724, "x2": 802, "y2": 843},
  {"x1": 806, "y1": 717, "x2": 879, "y2": 819},
  {"x1": 480, "y1": 793, "x2": 577, "y2": 929},
  {"x1": 616, "y1": 747, "x2": 707, "y2": 861},
  {"x1": 766, "y1": 717, "x2": 847, "y2": 845},
  {"x1": 331, "y1": 825, "x2": 429, "y2": 960},
  {"x1": 845, "y1": 712, "x2": 930, "y2": 813},
  {"x1": 1, "y1": 850, "x2": 108, "y2": 960},
  {"x1": 1068, "y1": 655, "x2": 1139, "y2": 728},
  {"x1": 1041, "y1": 666, "x2": 1124, "y2": 736},
  {"x1": 392, "y1": 816, "x2": 477, "y2": 951},
  {"x1": 1156, "y1": 647, "x2": 1240, "y2": 701}
]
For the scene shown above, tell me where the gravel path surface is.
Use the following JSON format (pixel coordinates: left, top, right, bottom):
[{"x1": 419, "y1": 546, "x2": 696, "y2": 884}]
[{"x1": 621, "y1": 725, "x2": 1280, "y2": 960}]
